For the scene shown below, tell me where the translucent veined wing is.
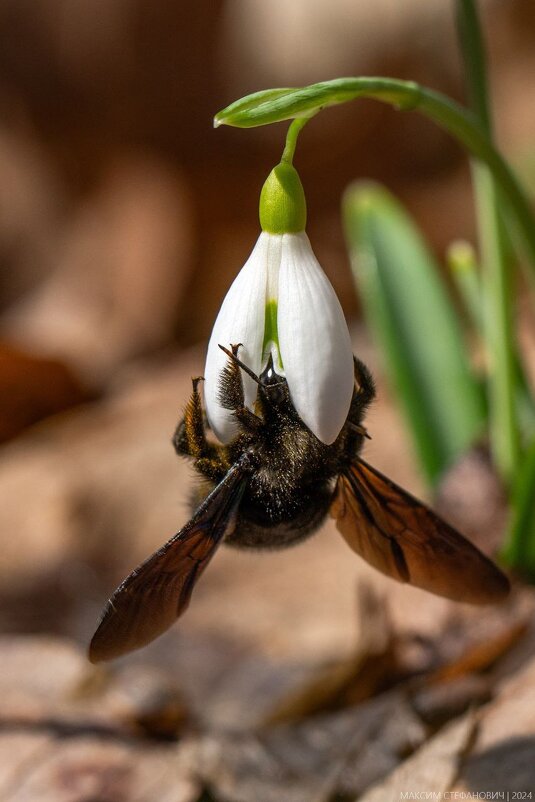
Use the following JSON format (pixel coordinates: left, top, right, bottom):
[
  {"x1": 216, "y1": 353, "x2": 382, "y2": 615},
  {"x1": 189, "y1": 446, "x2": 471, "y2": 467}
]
[
  {"x1": 89, "y1": 461, "x2": 248, "y2": 662},
  {"x1": 330, "y1": 459, "x2": 509, "y2": 604}
]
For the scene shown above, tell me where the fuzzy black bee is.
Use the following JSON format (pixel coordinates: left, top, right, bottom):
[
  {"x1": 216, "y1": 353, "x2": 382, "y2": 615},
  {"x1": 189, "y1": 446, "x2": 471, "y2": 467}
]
[{"x1": 89, "y1": 345, "x2": 510, "y2": 662}]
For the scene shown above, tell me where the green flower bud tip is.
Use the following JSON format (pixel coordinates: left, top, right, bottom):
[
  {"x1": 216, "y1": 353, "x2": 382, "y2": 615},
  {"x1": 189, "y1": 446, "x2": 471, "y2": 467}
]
[
  {"x1": 259, "y1": 162, "x2": 307, "y2": 234},
  {"x1": 448, "y1": 240, "x2": 476, "y2": 272}
]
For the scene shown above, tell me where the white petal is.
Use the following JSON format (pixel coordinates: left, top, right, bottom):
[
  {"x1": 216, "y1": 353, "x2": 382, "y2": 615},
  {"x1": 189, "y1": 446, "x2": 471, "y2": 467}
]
[
  {"x1": 204, "y1": 233, "x2": 278, "y2": 442},
  {"x1": 277, "y1": 233, "x2": 354, "y2": 444}
]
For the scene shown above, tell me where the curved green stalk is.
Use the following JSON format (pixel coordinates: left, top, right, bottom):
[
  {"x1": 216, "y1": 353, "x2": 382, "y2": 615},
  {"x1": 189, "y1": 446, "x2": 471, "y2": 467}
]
[
  {"x1": 281, "y1": 116, "x2": 314, "y2": 165},
  {"x1": 215, "y1": 78, "x2": 535, "y2": 278}
]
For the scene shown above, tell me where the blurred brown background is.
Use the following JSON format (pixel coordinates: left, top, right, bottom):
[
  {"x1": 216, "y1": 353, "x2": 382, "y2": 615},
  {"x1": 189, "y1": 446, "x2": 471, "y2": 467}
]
[
  {"x1": 2, "y1": 0, "x2": 535, "y2": 384},
  {"x1": 1, "y1": 2, "x2": 535, "y2": 799}
]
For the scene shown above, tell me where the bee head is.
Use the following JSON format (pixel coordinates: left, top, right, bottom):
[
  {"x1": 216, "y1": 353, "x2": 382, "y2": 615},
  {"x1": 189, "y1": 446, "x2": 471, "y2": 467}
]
[
  {"x1": 259, "y1": 354, "x2": 289, "y2": 405},
  {"x1": 218, "y1": 345, "x2": 290, "y2": 409}
]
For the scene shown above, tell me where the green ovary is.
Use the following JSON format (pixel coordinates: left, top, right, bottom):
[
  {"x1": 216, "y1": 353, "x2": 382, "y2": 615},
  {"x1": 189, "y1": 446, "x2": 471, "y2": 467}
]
[{"x1": 259, "y1": 162, "x2": 307, "y2": 234}]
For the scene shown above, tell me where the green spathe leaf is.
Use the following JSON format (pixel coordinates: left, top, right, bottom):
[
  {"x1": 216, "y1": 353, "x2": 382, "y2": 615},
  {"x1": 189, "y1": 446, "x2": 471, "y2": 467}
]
[
  {"x1": 214, "y1": 88, "x2": 297, "y2": 127},
  {"x1": 214, "y1": 78, "x2": 421, "y2": 128},
  {"x1": 344, "y1": 181, "x2": 486, "y2": 486},
  {"x1": 501, "y1": 439, "x2": 535, "y2": 579}
]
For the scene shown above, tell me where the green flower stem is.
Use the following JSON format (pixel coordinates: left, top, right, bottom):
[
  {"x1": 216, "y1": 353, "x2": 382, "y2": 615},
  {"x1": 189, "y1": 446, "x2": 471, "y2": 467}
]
[
  {"x1": 281, "y1": 117, "x2": 313, "y2": 166},
  {"x1": 215, "y1": 78, "x2": 535, "y2": 281},
  {"x1": 456, "y1": 0, "x2": 520, "y2": 485},
  {"x1": 456, "y1": 0, "x2": 491, "y2": 128}
]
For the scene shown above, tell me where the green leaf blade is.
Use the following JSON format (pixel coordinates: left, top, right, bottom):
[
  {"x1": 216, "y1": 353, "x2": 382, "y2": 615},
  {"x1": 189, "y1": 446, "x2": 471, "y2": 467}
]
[
  {"x1": 344, "y1": 181, "x2": 486, "y2": 486},
  {"x1": 501, "y1": 439, "x2": 535, "y2": 578}
]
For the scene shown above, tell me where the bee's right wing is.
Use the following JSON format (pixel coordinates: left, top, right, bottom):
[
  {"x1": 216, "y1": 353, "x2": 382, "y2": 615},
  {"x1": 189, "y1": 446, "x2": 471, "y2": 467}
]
[
  {"x1": 89, "y1": 460, "x2": 249, "y2": 663},
  {"x1": 330, "y1": 458, "x2": 509, "y2": 604}
]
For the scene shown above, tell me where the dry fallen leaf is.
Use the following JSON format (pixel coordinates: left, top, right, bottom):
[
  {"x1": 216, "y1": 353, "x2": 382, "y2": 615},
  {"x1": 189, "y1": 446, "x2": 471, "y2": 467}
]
[
  {"x1": 357, "y1": 712, "x2": 476, "y2": 802},
  {"x1": 453, "y1": 655, "x2": 535, "y2": 795},
  {"x1": 411, "y1": 674, "x2": 491, "y2": 728},
  {"x1": 408, "y1": 618, "x2": 529, "y2": 728},
  {"x1": 193, "y1": 689, "x2": 426, "y2": 802},
  {"x1": 425, "y1": 618, "x2": 529, "y2": 684}
]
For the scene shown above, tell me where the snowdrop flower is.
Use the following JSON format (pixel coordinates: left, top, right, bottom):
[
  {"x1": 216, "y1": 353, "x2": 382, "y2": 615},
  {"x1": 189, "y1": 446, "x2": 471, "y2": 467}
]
[{"x1": 204, "y1": 161, "x2": 354, "y2": 445}]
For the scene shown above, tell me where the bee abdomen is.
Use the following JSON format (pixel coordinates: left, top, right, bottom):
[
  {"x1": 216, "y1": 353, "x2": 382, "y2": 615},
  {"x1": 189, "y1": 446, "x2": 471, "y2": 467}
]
[{"x1": 224, "y1": 481, "x2": 334, "y2": 550}]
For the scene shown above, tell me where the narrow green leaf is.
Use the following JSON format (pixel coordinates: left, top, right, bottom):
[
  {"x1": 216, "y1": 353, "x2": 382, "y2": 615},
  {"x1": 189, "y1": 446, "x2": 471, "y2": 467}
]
[
  {"x1": 501, "y1": 439, "x2": 535, "y2": 579},
  {"x1": 344, "y1": 182, "x2": 486, "y2": 486}
]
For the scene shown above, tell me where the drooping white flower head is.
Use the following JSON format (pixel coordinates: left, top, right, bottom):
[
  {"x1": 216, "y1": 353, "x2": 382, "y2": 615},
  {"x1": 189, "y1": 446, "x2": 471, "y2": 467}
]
[{"x1": 204, "y1": 161, "x2": 354, "y2": 445}]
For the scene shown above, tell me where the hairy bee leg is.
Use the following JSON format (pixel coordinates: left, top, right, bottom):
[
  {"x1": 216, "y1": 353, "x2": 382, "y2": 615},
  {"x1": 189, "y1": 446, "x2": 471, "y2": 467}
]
[
  {"x1": 173, "y1": 378, "x2": 230, "y2": 480},
  {"x1": 173, "y1": 377, "x2": 209, "y2": 458},
  {"x1": 348, "y1": 357, "x2": 376, "y2": 426},
  {"x1": 219, "y1": 344, "x2": 263, "y2": 433},
  {"x1": 194, "y1": 455, "x2": 231, "y2": 482}
]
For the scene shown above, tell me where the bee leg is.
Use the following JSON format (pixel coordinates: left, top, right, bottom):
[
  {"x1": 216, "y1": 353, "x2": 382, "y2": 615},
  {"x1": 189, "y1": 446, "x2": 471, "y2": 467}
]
[
  {"x1": 174, "y1": 379, "x2": 230, "y2": 481},
  {"x1": 173, "y1": 377, "x2": 212, "y2": 458},
  {"x1": 348, "y1": 357, "x2": 376, "y2": 426},
  {"x1": 194, "y1": 454, "x2": 230, "y2": 482},
  {"x1": 219, "y1": 344, "x2": 263, "y2": 433}
]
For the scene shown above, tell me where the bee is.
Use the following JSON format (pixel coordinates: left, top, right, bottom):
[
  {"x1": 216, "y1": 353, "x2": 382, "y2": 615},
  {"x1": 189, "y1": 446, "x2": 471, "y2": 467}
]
[{"x1": 89, "y1": 345, "x2": 509, "y2": 662}]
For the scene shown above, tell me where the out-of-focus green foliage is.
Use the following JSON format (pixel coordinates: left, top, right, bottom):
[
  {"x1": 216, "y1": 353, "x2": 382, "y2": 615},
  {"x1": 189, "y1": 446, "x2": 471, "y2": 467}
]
[
  {"x1": 502, "y1": 441, "x2": 535, "y2": 579},
  {"x1": 344, "y1": 182, "x2": 486, "y2": 486}
]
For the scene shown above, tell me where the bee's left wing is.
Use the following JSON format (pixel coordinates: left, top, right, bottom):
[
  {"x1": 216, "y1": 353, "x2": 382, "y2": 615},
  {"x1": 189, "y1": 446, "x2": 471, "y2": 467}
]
[
  {"x1": 330, "y1": 459, "x2": 509, "y2": 604},
  {"x1": 89, "y1": 460, "x2": 248, "y2": 663}
]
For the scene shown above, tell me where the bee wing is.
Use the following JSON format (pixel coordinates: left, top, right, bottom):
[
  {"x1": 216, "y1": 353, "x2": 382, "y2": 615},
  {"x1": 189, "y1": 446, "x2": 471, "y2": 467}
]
[
  {"x1": 330, "y1": 459, "x2": 509, "y2": 604},
  {"x1": 89, "y1": 462, "x2": 248, "y2": 663}
]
